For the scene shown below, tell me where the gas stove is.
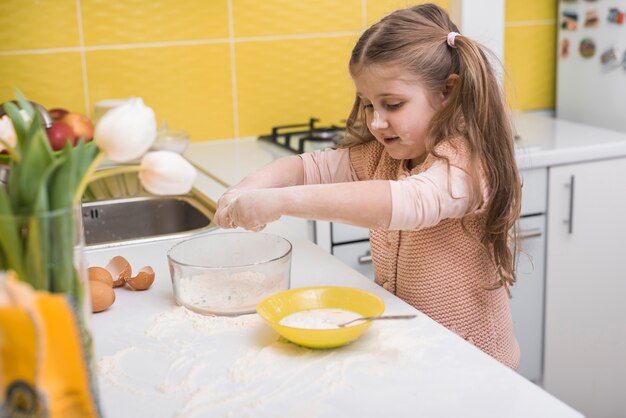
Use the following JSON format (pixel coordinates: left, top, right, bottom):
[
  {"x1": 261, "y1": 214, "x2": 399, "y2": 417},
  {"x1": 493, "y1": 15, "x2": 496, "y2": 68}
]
[{"x1": 258, "y1": 118, "x2": 344, "y2": 154}]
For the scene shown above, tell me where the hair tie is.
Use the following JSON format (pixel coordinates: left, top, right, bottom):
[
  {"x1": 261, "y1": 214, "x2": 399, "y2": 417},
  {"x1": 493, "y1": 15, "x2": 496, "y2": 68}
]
[{"x1": 447, "y1": 32, "x2": 460, "y2": 48}]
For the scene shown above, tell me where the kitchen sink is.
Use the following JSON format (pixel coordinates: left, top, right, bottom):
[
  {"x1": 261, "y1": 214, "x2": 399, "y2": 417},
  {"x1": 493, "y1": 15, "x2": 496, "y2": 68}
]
[{"x1": 82, "y1": 171, "x2": 216, "y2": 248}]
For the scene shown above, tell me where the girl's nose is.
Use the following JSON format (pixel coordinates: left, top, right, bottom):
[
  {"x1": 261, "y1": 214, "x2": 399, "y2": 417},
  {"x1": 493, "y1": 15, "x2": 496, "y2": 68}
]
[{"x1": 371, "y1": 110, "x2": 389, "y2": 130}]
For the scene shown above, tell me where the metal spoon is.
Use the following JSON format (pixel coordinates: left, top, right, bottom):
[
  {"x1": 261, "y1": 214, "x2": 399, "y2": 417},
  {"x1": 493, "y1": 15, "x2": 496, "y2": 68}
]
[{"x1": 338, "y1": 314, "x2": 418, "y2": 328}]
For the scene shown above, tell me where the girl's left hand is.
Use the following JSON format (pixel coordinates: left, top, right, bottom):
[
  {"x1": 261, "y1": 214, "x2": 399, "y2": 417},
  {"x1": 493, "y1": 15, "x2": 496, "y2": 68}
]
[{"x1": 223, "y1": 189, "x2": 282, "y2": 232}]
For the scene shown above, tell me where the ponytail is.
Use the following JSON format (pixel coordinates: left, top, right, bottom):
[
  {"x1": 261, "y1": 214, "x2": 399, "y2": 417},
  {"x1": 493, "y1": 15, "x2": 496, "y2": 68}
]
[{"x1": 446, "y1": 34, "x2": 521, "y2": 292}]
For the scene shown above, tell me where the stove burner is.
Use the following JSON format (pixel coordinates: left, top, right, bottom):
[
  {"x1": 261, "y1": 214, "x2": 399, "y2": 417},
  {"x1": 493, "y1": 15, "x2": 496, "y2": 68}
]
[{"x1": 259, "y1": 118, "x2": 344, "y2": 154}]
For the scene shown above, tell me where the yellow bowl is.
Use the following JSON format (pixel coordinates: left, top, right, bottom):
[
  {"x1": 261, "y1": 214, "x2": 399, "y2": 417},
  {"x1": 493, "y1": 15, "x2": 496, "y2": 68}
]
[{"x1": 256, "y1": 286, "x2": 385, "y2": 349}]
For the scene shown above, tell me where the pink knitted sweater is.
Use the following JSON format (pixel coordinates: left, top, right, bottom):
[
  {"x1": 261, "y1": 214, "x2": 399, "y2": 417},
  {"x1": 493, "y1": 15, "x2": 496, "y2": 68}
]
[{"x1": 341, "y1": 139, "x2": 519, "y2": 369}]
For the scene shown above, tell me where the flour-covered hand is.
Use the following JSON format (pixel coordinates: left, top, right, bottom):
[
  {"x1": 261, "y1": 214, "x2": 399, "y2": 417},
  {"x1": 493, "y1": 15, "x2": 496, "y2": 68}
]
[
  {"x1": 227, "y1": 189, "x2": 281, "y2": 232},
  {"x1": 214, "y1": 189, "x2": 242, "y2": 229}
]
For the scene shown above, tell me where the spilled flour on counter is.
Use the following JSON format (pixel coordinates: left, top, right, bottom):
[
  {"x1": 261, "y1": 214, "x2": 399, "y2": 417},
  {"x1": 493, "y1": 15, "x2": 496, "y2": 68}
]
[
  {"x1": 97, "y1": 306, "x2": 443, "y2": 418},
  {"x1": 145, "y1": 305, "x2": 261, "y2": 338},
  {"x1": 98, "y1": 346, "x2": 149, "y2": 396}
]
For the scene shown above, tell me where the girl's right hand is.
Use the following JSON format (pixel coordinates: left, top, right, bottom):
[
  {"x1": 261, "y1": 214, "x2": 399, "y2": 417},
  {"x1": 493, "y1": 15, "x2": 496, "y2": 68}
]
[
  {"x1": 214, "y1": 188, "x2": 241, "y2": 229},
  {"x1": 215, "y1": 189, "x2": 282, "y2": 232}
]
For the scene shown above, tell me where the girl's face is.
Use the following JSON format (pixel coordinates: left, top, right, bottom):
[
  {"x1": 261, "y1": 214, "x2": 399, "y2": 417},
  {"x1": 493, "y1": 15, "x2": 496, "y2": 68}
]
[{"x1": 352, "y1": 64, "x2": 445, "y2": 168}]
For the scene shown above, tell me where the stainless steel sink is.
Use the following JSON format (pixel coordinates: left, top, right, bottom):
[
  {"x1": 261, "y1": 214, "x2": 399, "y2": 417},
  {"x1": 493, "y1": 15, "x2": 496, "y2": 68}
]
[{"x1": 82, "y1": 171, "x2": 216, "y2": 248}]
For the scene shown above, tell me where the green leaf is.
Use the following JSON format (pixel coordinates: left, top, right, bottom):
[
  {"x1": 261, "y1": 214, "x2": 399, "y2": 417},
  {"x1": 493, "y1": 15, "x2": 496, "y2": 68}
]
[
  {"x1": 0, "y1": 187, "x2": 25, "y2": 280},
  {"x1": 26, "y1": 107, "x2": 51, "y2": 149},
  {"x1": 50, "y1": 140, "x2": 76, "y2": 210},
  {"x1": 48, "y1": 208, "x2": 77, "y2": 295},
  {"x1": 8, "y1": 119, "x2": 54, "y2": 212},
  {"x1": 23, "y1": 214, "x2": 49, "y2": 290},
  {"x1": 14, "y1": 90, "x2": 35, "y2": 121},
  {"x1": 75, "y1": 140, "x2": 100, "y2": 180},
  {"x1": 0, "y1": 244, "x2": 6, "y2": 270},
  {"x1": 21, "y1": 152, "x2": 65, "y2": 291},
  {"x1": 70, "y1": 139, "x2": 99, "y2": 204},
  {"x1": 47, "y1": 142, "x2": 77, "y2": 294}
]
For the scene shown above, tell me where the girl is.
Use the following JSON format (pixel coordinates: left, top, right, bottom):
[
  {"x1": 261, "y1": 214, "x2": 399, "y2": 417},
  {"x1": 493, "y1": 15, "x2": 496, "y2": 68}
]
[{"x1": 215, "y1": 3, "x2": 522, "y2": 369}]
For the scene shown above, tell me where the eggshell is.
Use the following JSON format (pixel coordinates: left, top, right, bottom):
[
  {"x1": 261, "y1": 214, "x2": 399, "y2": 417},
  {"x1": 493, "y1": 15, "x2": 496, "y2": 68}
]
[
  {"x1": 88, "y1": 266, "x2": 113, "y2": 287},
  {"x1": 105, "y1": 255, "x2": 132, "y2": 287},
  {"x1": 90, "y1": 280, "x2": 116, "y2": 313},
  {"x1": 126, "y1": 266, "x2": 155, "y2": 291}
]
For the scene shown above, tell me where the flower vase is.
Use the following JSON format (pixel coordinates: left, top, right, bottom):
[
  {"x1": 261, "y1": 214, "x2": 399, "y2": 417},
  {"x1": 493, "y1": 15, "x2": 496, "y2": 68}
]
[
  {"x1": 1, "y1": 92, "x2": 193, "y2": 417},
  {"x1": 0, "y1": 204, "x2": 101, "y2": 417}
]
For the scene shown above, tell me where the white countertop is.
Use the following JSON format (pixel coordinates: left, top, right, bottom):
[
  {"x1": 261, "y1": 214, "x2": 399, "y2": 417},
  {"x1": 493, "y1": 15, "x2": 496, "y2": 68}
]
[
  {"x1": 513, "y1": 113, "x2": 626, "y2": 170},
  {"x1": 88, "y1": 163, "x2": 583, "y2": 417}
]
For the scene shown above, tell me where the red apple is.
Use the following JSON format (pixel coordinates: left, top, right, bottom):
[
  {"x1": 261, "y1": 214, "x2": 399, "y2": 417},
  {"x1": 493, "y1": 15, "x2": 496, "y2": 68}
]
[
  {"x1": 46, "y1": 121, "x2": 75, "y2": 151},
  {"x1": 61, "y1": 112, "x2": 94, "y2": 142},
  {"x1": 48, "y1": 108, "x2": 69, "y2": 121}
]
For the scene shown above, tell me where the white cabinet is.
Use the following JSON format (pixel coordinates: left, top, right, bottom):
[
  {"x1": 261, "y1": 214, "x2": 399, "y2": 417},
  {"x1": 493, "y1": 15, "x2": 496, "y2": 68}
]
[{"x1": 544, "y1": 158, "x2": 626, "y2": 418}]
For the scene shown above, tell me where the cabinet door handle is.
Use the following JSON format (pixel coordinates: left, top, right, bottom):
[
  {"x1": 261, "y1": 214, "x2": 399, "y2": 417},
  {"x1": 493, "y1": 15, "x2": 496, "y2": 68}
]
[
  {"x1": 358, "y1": 252, "x2": 373, "y2": 264},
  {"x1": 563, "y1": 175, "x2": 575, "y2": 234},
  {"x1": 517, "y1": 228, "x2": 543, "y2": 240}
]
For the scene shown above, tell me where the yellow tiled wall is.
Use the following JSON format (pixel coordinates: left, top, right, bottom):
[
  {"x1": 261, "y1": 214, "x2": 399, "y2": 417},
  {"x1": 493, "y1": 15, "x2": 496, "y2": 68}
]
[
  {"x1": 504, "y1": 0, "x2": 557, "y2": 110},
  {"x1": 0, "y1": 0, "x2": 554, "y2": 142}
]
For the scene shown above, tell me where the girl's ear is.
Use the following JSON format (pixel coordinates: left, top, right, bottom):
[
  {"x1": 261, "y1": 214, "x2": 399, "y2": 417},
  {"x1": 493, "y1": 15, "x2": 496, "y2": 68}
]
[{"x1": 442, "y1": 74, "x2": 459, "y2": 104}]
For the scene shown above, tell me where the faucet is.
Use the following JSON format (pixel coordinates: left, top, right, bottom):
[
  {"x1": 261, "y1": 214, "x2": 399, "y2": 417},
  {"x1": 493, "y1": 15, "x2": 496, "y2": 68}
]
[{"x1": 0, "y1": 100, "x2": 53, "y2": 128}]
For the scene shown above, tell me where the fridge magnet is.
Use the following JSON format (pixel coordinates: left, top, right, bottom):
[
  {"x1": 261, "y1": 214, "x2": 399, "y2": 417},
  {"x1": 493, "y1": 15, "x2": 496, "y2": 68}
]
[
  {"x1": 579, "y1": 38, "x2": 596, "y2": 58},
  {"x1": 608, "y1": 8, "x2": 624, "y2": 24},
  {"x1": 600, "y1": 47, "x2": 620, "y2": 70},
  {"x1": 561, "y1": 10, "x2": 578, "y2": 30},
  {"x1": 560, "y1": 38, "x2": 571, "y2": 58},
  {"x1": 584, "y1": 10, "x2": 600, "y2": 27}
]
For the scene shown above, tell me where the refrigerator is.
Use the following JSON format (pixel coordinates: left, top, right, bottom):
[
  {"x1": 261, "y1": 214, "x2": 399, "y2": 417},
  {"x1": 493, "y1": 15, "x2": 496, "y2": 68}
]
[{"x1": 556, "y1": 0, "x2": 626, "y2": 132}]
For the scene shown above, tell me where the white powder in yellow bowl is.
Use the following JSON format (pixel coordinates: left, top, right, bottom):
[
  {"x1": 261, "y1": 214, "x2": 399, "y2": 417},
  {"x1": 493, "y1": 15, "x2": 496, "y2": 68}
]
[{"x1": 279, "y1": 308, "x2": 362, "y2": 329}]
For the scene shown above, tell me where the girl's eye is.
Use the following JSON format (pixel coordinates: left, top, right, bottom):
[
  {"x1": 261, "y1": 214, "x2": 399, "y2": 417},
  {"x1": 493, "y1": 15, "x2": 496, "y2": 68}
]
[{"x1": 385, "y1": 102, "x2": 402, "y2": 110}]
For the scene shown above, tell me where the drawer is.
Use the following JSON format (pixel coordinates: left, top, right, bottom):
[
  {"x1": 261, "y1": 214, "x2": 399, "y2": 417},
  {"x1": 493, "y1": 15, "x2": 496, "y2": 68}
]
[
  {"x1": 331, "y1": 222, "x2": 369, "y2": 243},
  {"x1": 520, "y1": 168, "x2": 547, "y2": 216}
]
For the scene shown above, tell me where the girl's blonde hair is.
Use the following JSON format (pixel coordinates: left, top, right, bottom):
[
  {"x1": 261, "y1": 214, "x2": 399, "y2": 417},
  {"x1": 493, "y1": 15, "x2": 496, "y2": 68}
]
[{"x1": 343, "y1": 3, "x2": 521, "y2": 292}]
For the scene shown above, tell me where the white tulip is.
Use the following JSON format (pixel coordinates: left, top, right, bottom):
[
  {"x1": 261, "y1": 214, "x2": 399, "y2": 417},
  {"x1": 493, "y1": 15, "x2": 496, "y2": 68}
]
[
  {"x1": 138, "y1": 151, "x2": 197, "y2": 195},
  {"x1": 94, "y1": 98, "x2": 156, "y2": 162},
  {"x1": 0, "y1": 115, "x2": 17, "y2": 151}
]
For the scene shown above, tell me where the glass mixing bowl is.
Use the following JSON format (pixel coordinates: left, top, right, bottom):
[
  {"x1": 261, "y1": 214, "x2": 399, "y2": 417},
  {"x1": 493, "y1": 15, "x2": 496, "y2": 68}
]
[{"x1": 167, "y1": 232, "x2": 292, "y2": 316}]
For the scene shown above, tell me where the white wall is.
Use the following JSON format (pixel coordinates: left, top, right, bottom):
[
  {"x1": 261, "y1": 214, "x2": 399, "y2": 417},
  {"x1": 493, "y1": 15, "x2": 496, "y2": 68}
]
[{"x1": 449, "y1": 0, "x2": 505, "y2": 81}]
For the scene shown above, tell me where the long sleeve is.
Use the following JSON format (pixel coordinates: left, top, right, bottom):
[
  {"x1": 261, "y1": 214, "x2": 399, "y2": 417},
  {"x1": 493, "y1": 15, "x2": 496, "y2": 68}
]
[
  {"x1": 299, "y1": 148, "x2": 358, "y2": 184},
  {"x1": 388, "y1": 162, "x2": 482, "y2": 230},
  {"x1": 300, "y1": 145, "x2": 483, "y2": 231}
]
